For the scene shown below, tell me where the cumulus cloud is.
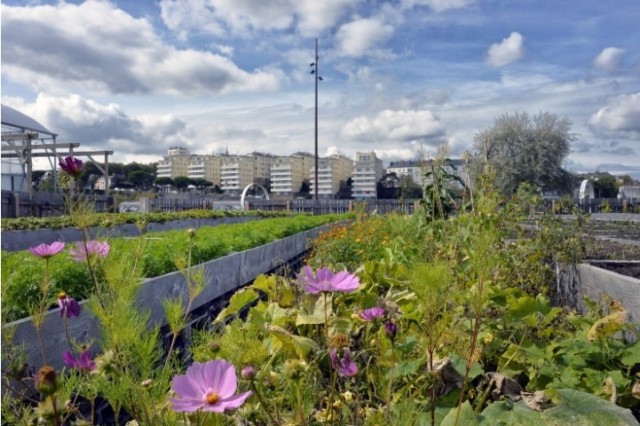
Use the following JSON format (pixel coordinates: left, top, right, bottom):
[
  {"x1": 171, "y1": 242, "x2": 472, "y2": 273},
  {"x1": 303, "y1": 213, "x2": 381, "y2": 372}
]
[
  {"x1": 335, "y1": 17, "x2": 395, "y2": 58},
  {"x1": 341, "y1": 110, "x2": 445, "y2": 143},
  {"x1": 400, "y1": 0, "x2": 474, "y2": 13},
  {"x1": 593, "y1": 47, "x2": 626, "y2": 73},
  {"x1": 486, "y1": 32, "x2": 524, "y2": 67},
  {"x1": 1, "y1": 1, "x2": 280, "y2": 96},
  {"x1": 589, "y1": 92, "x2": 640, "y2": 135},
  {"x1": 2, "y1": 93, "x2": 193, "y2": 159},
  {"x1": 160, "y1": 0, "x2": 355, "y2": 38}
]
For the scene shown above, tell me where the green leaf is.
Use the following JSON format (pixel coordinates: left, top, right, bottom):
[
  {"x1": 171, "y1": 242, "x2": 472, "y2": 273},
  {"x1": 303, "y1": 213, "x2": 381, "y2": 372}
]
[
  {"x1": 214, "y1": 288, "x2": 259, "y2": 322},
  {"x1": 251, "y1": 274, "x2": 277, "y2": 299},
  {"x1": 620, "y1": 342, "x2": 640, "y2": 368},
  {"x1": 543, "y1": 388, "x2": 639, "y2": 425},
  {"x1": 480, "y1": 400, "x2": 544, "y2": 426},
  {"x1": 296, "y1": 295, "x2": 332, "y2": 326},
  {"x1": 266, "y1": 324, "x2": 318, "y2": 359},
  {"x1": 441, "y1": 402, "x2": 479, "y2": 426}
]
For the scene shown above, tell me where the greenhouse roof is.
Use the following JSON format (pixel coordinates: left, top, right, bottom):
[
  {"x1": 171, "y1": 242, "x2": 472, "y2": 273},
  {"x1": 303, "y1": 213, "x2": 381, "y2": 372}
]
[{"x1": 1, "y1": 104, "x2": 56, "y2": 136}]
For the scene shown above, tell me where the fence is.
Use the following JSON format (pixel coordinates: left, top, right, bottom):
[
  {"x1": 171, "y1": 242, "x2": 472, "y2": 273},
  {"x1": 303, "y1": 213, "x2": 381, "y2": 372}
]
[
  {"x1": 547, "y1": 197, "x2": 640, "y2": 214},
  {"x1": 1, "y1": 190, "x2": 113, "y2": 218},
  {"x1": 145, "y1": 195, "x2": 420, "y2": 215}
]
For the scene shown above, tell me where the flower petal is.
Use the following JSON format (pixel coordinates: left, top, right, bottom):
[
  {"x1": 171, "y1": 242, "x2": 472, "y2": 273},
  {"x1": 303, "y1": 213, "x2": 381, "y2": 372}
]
[
  {"x1": 216, "y1": 362, "x2": 238, "y2": 399},
  {"x1": 217, "y1": 391, "x2": 252, "y2": 411},
  {"x1": 170, "y1": 397, "x2": 204, "y2": 412},
  {"x1": 173, "y1": 374, "x2": 204, "y2": 400}
]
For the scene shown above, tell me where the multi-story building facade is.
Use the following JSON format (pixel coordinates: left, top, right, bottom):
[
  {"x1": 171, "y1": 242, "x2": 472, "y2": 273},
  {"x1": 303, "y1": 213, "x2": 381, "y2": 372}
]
[
  {"x1": 270, "y1": 152, "x2": 315, "y2": 196},
  {"x1": 220, "y1": 155, "x2": 255, "y2": 194},
  {"x1": 386, "y1": 160, "x2": 426, "y2": 186},
  {"x1": 387, "y1": 159, "x2": 467, "y2": 188},
  {"x1": 157, "y1": 146, "x2": 190, "y2": 179},
  {"x1": 188, "y1": 155, "x2": 222, "y2": 185},
  {"x1": 351, "y1": 151, "x2": 384, "y2": 199},
  {"x1": 310, "y1": 154, "x2": 353, "y2": 198}
]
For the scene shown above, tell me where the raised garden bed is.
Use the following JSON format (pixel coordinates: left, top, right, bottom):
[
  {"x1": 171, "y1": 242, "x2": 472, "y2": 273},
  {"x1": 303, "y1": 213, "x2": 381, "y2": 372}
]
[{"x1": 3, "y1": 225, "x2": 329, "y2": 371}]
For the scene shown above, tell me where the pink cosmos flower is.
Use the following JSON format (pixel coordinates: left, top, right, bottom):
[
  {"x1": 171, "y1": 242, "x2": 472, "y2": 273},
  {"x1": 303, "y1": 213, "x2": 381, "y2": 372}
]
[
  {"x1": 171, "y1": 360, "x2": 252, "y2": 413},
  {"x1": 329, "y1": 348, "x2": 358, "y2": 377},
  {"x1": 63, "y1": 350, "x2": 96, "y2": 372},
  {"x1": 57, "y1": 292, "x2": 81, "y2": 318},
  {"x1": 59, "y1": 156, "x2": 83, "y2": 177},
  {"x1": 69, "y1": 240, "x2": 110, "y2": 262},
  {"x1": 298, "y1": 266, "x2": 360, "y2": 294},
  {"x1": 358, "y1": 307, "x2": 385, "y2": 322},
  {"x1": 28, "y1": 242, "x2": 65, "y2": 259}
]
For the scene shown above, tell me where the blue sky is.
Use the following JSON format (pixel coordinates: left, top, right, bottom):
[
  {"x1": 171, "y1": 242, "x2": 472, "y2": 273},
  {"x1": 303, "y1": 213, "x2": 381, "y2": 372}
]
[{"x1": 2, "y1": 0, "x2": 639, "y2": 177}]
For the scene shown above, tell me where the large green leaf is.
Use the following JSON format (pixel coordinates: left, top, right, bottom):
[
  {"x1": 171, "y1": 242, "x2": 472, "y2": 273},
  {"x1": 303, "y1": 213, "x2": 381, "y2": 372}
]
[
  {"x1": 440, "y1": 401, "x2": 480, "y2": 426},
  {"x1": 480, "y1": 401, "x2": 544, "y2": 426},
  {"x1": 214, "y1": 288, "x2": 258, "y2": 322},
  {"x1": 543, "y1": 389, "x2": 639, "y2": 426}
]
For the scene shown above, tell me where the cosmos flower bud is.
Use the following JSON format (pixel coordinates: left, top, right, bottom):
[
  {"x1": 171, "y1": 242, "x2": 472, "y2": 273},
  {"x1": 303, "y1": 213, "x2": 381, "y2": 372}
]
[
  {"x1": 187, "y1": 228, "x2": 196, "y2": 238},
  {"x1": 384, "y1": 321, "x2": 398, "y2": 342},
  {"x1": 241, "y1": 366, "x2": 255, "y2": 380}
]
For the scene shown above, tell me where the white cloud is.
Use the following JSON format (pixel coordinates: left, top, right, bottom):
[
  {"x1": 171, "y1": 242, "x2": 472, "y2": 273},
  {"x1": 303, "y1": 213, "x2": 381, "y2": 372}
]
[
  {"x1": 159, "y1": 0, "x2": 356, "y2": 38},
  {"x1": 335, "y1": 17, "x2": 395, "y2": 58},
  {"x1": 2, "y1": 93, "x2": 193, "y2": 158},
  {"x1": 486, "y1": 32, "x2": 524, "y2": 67},
  {"x1": 341, "y1": 109, "x2": 445, "y2": 143},
  {"x1": 1, "y1": 1, "x2": 281, "y2": 96},
  {"x1": 593, "y1": 47, "x2": 626, "y2": 73},
  {"x1": 589, "y1": 92, "x2": 640, "y2": 134},
  {"x1": 400, "y1": 0, "x2": 474, "y2": 13}
]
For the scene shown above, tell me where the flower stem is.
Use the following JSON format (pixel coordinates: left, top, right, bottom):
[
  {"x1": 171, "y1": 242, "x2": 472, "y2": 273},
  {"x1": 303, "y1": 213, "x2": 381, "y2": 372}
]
[{"x1": 250, "y1": 381, "x2": 280, "y2": 425}]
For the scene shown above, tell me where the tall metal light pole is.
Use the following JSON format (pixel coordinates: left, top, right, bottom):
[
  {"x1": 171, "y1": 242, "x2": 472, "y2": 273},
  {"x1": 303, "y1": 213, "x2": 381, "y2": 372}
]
[{"x1": 310, "y1": 38, "x2": 322, "y2": 201}]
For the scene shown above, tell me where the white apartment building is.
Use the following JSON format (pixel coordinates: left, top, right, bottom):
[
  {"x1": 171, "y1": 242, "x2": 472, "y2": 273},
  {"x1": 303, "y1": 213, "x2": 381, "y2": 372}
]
[
  {"x1": 270, "y1": 152, "x2": 315, "y2": 196},
  {"x1": 157, "y1": 146, "x2": 190, "y2": 179},
  {"x1": 387, "y1": 159, "x2": 468, "y2": 188},
  {"x1": 387, "y1": 160, "x2": 426, "y2": 186},
  {"x1": 220, "y1": 156, "x2": 255, "y2": 193},
  {"x1": 310, "y1": 154, "x2": 353, "y2": 198},
  {"x1": 351, "y1": 152, "x2": 384, "y2": 199},
  {"x1": 188, "y1": 155, "x2": 222, "y2": 185}
]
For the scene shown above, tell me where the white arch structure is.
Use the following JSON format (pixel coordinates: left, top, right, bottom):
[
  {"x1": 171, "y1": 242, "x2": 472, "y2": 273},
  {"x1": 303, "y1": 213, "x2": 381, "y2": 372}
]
[
  {"x1": 240, "y1": 183, "x2": 269, "y2": 210},
  {"x1": 578, "y1": 179, "x2": 594, "y2": 200}
]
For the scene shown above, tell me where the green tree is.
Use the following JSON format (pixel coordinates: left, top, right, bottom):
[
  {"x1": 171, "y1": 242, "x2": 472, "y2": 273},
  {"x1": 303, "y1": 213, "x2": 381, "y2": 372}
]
[
  {"x1": 154, "y1": 177, "x2": 174, "y2": 187},
  {"x1": 127, "y1": 170, "x2": 155, "y2": 189},
  {"x1": 173, "y1": 176, "x2": 192, "y2": 190},
  {"x1": 471, "y1": 112, "x2": 575, "y2": 197},
  {"x1": 593, "y1": 173, "x2": 618, "y2": 198}
]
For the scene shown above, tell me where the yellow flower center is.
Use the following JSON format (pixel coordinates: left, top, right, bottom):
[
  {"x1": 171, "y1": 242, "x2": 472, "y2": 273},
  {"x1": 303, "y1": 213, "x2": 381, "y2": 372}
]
[
  {"x1": 57, "y1": 292, "x2": 67, "y2": 299},
  {"x1": 205, "y1": 392, "x2": 219, "y2": 405}
]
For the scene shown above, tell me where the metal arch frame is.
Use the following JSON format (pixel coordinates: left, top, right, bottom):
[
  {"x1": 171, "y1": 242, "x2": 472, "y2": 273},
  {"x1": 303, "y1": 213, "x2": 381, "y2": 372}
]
[
  {"x1": 240, "y1": 183, "x2": 269, "y2": 210},
  {"x1": 579, "y1": 179, "x2": 595, "y2": 200}
]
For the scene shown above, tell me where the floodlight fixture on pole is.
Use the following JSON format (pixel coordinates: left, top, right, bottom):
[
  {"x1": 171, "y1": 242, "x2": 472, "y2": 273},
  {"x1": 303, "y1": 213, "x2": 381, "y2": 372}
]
[{"x1": 310, "y1": 38, "x2": 322, "y2": 201}]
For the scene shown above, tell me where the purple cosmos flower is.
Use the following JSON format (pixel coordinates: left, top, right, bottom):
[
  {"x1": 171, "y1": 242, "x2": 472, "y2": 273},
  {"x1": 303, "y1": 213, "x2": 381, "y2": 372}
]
[
  {"x1": 28, "y1": 242, "x2": 65, "y2": 259},
  {"x1": 329, "y1": 348, "x2": 358, "y2": 377},
  {"x1": 59, "y1": 156, "x2": 84, "y2": 177},
  {"x1": 69, "y1": 240, "x2": 110, "y2": 262},
  {"x1": 298, "y1": 266, "x2": 360, "y2": 294},
  {"x1": 57, "y1": 292, "x2": 81, "y2": 318},
  {"x1": 63, "y1": 350, "x2": 96, "y2": 372},
  {"x1": 171, "y1": 360, "x2": 252, "y2": 413},
  {"x1": 358, "y1": 307, "x2": 385, "y2": 322}
]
